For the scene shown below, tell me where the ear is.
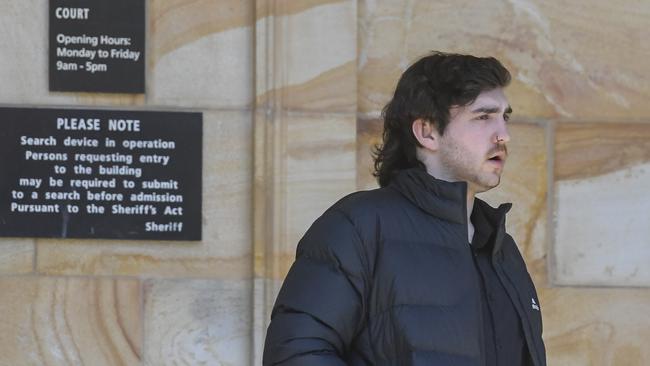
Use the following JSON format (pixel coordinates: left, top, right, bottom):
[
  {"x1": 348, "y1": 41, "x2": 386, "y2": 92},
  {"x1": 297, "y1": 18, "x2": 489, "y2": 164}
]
[{"x1": 412, "y1": 118, "x2": 440, "y2": 152}]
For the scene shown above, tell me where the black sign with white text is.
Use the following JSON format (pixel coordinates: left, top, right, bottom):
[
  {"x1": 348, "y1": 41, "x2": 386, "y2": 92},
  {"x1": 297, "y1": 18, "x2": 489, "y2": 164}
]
[
  {"x1": 0, "y1": 107, "x2": 202, "y2": 240},
  {"x1": 49, "y1": 0, "x2": 145, "y2": 93}
]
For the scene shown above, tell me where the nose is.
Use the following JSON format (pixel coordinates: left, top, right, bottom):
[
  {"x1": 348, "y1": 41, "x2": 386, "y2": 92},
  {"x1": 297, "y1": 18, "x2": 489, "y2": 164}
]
[{"x1": 495, "y1": 120, "x2": 511, "y2": 144}]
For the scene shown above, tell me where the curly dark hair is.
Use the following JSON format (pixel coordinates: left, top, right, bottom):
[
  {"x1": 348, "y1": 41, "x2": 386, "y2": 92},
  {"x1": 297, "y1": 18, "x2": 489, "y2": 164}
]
[{"x1": 372, "y1": 52, "x2": 511, "y2": 187}]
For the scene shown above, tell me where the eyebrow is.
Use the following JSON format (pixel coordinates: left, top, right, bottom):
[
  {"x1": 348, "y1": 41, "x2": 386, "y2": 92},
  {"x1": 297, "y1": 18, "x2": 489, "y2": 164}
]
[{"x1": 471, "y1": 106, "x2": 513, "y2": 114}]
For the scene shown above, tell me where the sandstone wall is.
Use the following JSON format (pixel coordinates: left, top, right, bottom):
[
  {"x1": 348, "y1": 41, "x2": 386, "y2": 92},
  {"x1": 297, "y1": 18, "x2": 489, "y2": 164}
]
[{"x1": 1, "y1": 1, "x2": 648, "y2": 365}]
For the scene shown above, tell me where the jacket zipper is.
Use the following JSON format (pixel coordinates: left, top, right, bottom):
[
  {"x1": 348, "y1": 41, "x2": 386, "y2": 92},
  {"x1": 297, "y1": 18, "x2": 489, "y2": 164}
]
[{"x1": 462, "y1": 185, "x2": 488, "y2": 366}]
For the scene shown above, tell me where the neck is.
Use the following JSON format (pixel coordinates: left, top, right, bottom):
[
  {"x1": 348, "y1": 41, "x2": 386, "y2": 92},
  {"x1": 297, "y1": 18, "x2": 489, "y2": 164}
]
[
  {"x1": 466, "y1": 190, "x2": 476, "y2": 243},
  {"x1": 467, "y1": 193, "x2": 475, "y2": 223}
]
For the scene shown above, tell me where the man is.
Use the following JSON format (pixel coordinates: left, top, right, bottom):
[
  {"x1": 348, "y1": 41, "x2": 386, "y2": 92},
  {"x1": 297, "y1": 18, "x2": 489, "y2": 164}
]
[{"x1": 263, "y1": 52, "x2": 546, "y2": 365}]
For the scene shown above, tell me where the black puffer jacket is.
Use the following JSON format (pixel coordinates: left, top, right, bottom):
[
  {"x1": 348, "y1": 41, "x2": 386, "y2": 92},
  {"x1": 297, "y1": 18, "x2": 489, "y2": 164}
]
[{"x1": 264, "y1": 168, "x2": 546, "y2": 365}]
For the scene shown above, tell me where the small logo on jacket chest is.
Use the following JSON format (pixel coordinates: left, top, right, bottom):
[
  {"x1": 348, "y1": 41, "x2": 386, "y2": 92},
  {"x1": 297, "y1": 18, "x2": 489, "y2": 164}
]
[{"x1": 531, "y1": 297, "x2": 540, "y2": 311}]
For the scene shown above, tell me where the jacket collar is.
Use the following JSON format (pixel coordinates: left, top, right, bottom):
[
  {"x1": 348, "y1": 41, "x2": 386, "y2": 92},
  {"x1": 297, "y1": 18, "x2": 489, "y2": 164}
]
[
  {"x1": 389, "y1": 168, "x2": 512, "y2": 252},
  {"x1": 389, "y1": 168, "x2": 468, "y2": 224}
]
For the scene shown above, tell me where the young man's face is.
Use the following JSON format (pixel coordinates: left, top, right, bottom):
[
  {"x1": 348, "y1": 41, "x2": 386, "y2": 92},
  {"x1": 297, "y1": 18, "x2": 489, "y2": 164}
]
[{"x1": 437, "y1": 88, "x2": 512, "y2": 195}]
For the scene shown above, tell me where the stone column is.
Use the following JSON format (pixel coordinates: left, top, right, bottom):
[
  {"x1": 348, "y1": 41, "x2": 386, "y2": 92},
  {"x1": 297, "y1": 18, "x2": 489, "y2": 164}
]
[{"x1": 253, "y1": 0, "x2": 358, "y2": 363}]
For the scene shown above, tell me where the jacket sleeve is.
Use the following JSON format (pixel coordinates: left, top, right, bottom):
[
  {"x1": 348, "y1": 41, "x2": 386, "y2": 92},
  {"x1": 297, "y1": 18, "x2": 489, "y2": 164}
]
[{"x1": 263, "y1": 208, "x2": 368, "y2": 365}]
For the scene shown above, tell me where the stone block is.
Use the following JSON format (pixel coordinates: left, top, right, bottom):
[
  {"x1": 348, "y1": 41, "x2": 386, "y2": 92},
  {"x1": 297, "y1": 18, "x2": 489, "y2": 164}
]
[
  {"x1": 0, "y1": 0, "x2": 144, "y2": 106},
  {"x1": 148, "y1": 0, "x2": 254, "y2": 108},
  {"x1": 358, "y1": 0, "x2": 650, "y2": 120},
  {"x1": 283, "y1": 112, "x2": 357, "y2": 272},
  {"x1": 0, "y1": 276, "x2": 141, "y2": 366},
  {"x1": 1, "y1": 0, "x2": 255, "y2": 107},
  {"x1": 0, "y1": 239, "x2": 34, "y2": 274},
  {"x1": 553, "y1": 122, "x2": 650, "y2": 287},
  {"x1": 540, "y1": 286, "x2": 650, "y2": 366},
  {"x1": 252, "y1": 110, "x2": 356, "y2": 280},
  {"x1": 256, "y1": 0, "x2": 356, "y2": 113},
  {"x1": 144, "y1": 279, "x2": 251, "y2": 366},
  {"x1": 36, "y1": 110, "x2": 252, "y2": 278}
]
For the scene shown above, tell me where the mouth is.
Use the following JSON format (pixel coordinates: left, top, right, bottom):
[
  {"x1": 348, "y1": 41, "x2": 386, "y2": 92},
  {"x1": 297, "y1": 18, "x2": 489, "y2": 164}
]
[{"x1": 486, "y1": 153, "x2": 506, "y2": 167}]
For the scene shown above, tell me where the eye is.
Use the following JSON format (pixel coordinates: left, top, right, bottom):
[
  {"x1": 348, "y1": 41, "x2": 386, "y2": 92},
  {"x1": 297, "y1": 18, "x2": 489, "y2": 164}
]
[
  {"x1": 477, "y1": 114, "x2": 490, "y2": 120},
  {"x1": 503, "y1": 113, "x2": 511, "y2": 122}
]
